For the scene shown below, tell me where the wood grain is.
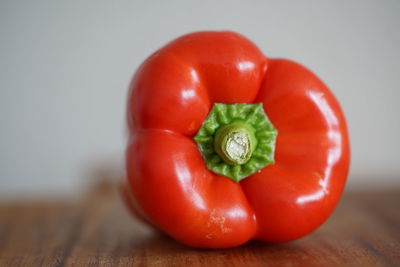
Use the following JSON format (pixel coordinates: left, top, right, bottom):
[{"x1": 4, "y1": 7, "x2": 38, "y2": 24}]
[{"x1": 0, "y1": 181, "x2": 399, "y2": 267}]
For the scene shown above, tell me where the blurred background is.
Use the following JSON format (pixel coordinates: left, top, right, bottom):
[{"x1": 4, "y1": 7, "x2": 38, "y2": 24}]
[{"x1": 0, "y1": 0, "x2": 399, "y2": 199}]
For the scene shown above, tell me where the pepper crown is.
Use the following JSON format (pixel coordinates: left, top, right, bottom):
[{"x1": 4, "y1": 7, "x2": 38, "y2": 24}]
[{"x1": 194, "y1": 103, "x2": 278, "y2": 182}]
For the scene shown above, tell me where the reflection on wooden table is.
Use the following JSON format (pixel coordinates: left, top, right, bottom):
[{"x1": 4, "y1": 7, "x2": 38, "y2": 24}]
[{"x1": 0, "y1": 180, "x2": 399, "y2": 266}]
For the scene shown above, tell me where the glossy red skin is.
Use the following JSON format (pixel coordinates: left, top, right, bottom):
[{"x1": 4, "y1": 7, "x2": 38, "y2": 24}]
[{"x1": 125, "y1": 31, "x2": 350, "y2": 248}]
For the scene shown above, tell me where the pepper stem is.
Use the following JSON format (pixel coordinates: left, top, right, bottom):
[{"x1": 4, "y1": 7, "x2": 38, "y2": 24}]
[
  {"x1": 194, "y1": 103, "x2": 277, "y2": 182},
  {"x1": 214, "y1": 122, "x2": 256, "y2": 165}
]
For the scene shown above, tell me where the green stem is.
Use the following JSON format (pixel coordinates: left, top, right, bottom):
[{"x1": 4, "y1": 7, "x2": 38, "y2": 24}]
[
  {"x1": 214, "y1": 122, "x2": 256, "y2": 165},
  {"x1": 194, "y1": 103, "x2": 278, "y2": 182}
]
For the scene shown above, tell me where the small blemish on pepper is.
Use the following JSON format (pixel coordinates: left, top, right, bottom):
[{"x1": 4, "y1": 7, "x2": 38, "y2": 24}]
[{"x1": 208, "y1": 209, "x2": 232, "y2": 234}]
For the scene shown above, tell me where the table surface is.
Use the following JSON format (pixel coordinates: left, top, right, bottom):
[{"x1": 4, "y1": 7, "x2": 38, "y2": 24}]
[{"x1": 0, "y1": 181, "x2": 399, "y2": 267}]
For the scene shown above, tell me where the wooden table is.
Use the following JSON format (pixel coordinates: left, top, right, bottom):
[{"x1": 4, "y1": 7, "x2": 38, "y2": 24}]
[{"x1": 0, "y1": 181, "x2": 399, "y2": 266}]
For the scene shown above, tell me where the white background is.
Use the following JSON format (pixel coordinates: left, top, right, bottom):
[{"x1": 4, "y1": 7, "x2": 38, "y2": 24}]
[{"x1": 1, "y1": 0, "x2": 399, "y2": 197}]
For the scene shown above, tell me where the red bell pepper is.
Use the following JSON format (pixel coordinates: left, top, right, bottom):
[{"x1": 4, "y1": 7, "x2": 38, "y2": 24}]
[{"x1": 123, "y1": 31, "x2": 350, "y2": 248}]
